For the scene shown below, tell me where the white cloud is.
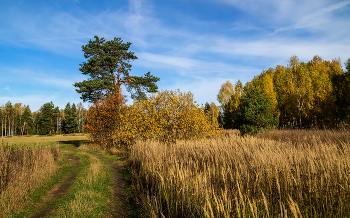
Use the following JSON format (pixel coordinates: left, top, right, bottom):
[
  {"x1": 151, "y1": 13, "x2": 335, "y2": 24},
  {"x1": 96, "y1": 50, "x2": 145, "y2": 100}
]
[
  {"x1": 138, "y1": 53, "x2": 199, "y2": 69},
  {"x1": 1, "y1": 67, "x2": 85, "y2": 90},
  {"x1": 137, "y1": 52, "x2": 259, "y2": 75},
  {"x1": 207, "y1": 37, "x2": 348, "y2": 62},
  {"x1": 273, "y1": 0, "x2": 350, "y2": 34},
  {"x1": 217, "y1": 0, "x2": 308, "y2": 22},
  {"x1": 33, "y1": 77, "x2": 75, "y2": 89},
  {"x1": 3, "y1": 86, "x2": 16, "y2": 97}
]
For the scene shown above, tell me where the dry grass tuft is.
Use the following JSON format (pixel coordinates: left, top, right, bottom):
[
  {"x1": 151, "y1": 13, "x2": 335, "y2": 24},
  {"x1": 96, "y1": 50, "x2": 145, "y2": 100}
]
[
  {"x1": 130, "y1": 130, "x2": 350, "y2": 217},
  {"x1": 0, "y1": 143, "x2": 62, "y2": 217}
]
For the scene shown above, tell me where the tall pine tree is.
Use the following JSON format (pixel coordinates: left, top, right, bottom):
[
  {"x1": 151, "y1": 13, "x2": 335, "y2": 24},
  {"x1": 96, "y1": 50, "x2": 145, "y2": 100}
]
[
  {"x1": 73, "y1": 36, "x2": 160, "y2": 102},
  {"x1": 39, "y1": 102, "x2": 54, "y2": 135},
  {"x1": 62, "y1": 103, "x2": 78, "y2": 134}
]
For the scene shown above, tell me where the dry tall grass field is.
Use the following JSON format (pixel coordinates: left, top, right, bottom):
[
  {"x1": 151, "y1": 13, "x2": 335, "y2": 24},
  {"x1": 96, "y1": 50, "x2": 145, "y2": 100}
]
[
  {"x1": 0, "y1": 143, "x2": 61, "y2": 216},
  {"x1": 0, "y1": 135, "x2": 87, "y2": 216},
  {"x1": 130, "y1": 130, "x2": 350, "y2": 217}
]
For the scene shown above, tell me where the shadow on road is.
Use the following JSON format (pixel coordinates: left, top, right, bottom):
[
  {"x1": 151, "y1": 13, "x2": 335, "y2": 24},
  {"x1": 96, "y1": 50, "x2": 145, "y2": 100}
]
[{"x1": 58, "y1": 140, "x2": 90, "y2": 147}]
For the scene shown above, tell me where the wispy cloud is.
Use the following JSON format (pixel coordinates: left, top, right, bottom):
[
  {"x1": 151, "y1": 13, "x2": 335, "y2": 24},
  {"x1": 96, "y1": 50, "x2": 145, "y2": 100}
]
[
  {"x1": 273, "y1": 0, "x2": 350, "y2": 34},
  {"x1": 33, "y1": 77, "x2": 77, "y2": 89},
  {"x1": 4, "y1": 86, "x2": 16, "y2": 97},
  {"x1": 1, "y1": 67, "x2": 85, "y2": 90},
  {"x1": 206, "y1": 37, "x2": 348, "y2": 62},
  {"x1": 137, "y1": 52, "x2": 259, "y2": 76},
  {"x1": 0, "y1": 0, "x2": 165, "y2": 54}
]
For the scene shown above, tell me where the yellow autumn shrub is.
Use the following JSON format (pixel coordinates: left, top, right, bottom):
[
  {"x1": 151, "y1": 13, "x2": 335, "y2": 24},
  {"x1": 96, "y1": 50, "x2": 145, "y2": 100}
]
[{"x1": 114, "y1": 90, "x2": 220, "y2": 146}]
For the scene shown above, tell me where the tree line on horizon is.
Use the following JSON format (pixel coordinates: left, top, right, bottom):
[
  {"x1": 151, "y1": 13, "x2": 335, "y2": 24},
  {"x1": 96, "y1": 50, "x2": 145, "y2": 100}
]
[
  {"x1": 0, "y1": 101, "x2": 88, "y2": 136},
  {"x1": 3, "y1": 34, "x2": 349, "y2": 138},
  {"x1": 216, "y1": 55, "x2": 350, "y2": 131}
]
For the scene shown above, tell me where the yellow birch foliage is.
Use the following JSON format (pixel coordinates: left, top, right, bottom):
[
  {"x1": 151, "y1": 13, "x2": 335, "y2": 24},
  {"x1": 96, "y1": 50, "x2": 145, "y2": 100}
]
[
  {"x1": 283, "y1": 55, "x2": 313, "y2": 128},
  {"x1": 230, "y1": 80, "x2": 243, "y2": 112},
  {"x1": 273, "y1": 65, "x2": 286, "y2": 105},
  {"x1": 308, "y1": 55, "x2": 334, "y2": 125},
  {"x1": 206, "y1": 102, "x2": 220, "y2": 126},
  {"x1": 217, "y1": 80, "x2": 234, "y2": 108},
  {"x1": 118, "y1": 90, "x2": 220, "y2": 145},
  {"x1": 306, "y1": 56, "x2": 345, "y2": 127}
]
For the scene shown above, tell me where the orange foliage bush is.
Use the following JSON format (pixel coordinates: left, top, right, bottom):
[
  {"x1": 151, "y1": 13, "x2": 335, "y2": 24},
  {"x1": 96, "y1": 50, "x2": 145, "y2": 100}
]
[{"x1": 85, "y1": 88, "x2": 127, "y2": 149}]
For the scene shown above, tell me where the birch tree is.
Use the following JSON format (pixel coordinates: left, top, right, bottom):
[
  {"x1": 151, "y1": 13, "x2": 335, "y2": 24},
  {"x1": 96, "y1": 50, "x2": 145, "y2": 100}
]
[{"x1": 283, "y1": 55, "x2": 313, "y2": 128}]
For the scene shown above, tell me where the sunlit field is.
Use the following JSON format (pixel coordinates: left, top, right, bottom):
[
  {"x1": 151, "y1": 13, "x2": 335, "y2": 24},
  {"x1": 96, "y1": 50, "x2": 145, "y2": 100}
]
[
  {"x1": 0, "y1": 134, "x2": 88, "y2": 146},
  {"x1": 130, "y1": 129, "x2": 350, "y2": 217}
]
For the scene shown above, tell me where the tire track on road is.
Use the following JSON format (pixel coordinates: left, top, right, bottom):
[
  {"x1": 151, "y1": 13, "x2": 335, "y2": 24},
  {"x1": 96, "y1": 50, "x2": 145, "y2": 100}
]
[{"x1": 31, "y1": 154, "x2": 81, "y2": 218}]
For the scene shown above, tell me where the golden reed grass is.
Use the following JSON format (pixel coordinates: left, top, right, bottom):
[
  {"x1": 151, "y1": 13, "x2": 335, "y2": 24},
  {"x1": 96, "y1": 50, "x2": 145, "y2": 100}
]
[
  {"x1": 130, "y1": 130, "x2": 350, "y2": 217},
  {"x1": 0, "y1": 143, "x2": 62, "y2": 217},
  {"x1": 256, "y1": 129, "x2": 350, "y2": 146}
]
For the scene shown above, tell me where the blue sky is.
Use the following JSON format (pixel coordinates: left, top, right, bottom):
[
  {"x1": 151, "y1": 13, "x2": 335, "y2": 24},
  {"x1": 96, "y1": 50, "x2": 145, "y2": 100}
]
[{"x1": 1, "y1": 0, "x2": 349, "y2": 111}]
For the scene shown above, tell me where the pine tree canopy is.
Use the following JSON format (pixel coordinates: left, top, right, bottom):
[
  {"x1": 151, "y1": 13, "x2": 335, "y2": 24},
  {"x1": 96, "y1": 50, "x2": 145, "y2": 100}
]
[
  {"x1": 39, "y1": 102, "x2": 54, "y2": 135},
  {"x1": 73, "y1": 35, "x2": 160, "y2": 103}
]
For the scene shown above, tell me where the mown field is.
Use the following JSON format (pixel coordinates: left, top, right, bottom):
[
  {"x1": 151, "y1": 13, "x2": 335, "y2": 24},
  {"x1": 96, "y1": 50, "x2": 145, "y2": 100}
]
[
  {"x1": 0, "y1": 134, "x2": 89, "y2": 146},
  {"x1": 129, "y1": 129, "x2": 350, "y2": 217}
]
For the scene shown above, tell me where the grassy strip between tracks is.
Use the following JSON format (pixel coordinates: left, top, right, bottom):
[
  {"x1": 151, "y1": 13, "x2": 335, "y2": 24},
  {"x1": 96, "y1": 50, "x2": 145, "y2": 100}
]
[
  {"x1": 77, "y1": 145, "x2": 141, "y2": 218},
  {"x1": 51, "y1": 152, "x2": 111, "y2": 217}
]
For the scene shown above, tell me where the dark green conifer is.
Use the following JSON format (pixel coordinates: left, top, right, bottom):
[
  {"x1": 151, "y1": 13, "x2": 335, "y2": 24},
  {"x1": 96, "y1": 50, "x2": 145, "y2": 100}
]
[
  {"x1": 62, "y1": 103, "x2": 78, "y2": 134},
  {"x1": 74, "y1": 36, "x2": 160, "y2": 103},
  {"x1": 39, "y1": 102, "x2": 54, "y2": 135},
  {"x1": 237, "y1": 84, "x2": 278, "y2": 135}
]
